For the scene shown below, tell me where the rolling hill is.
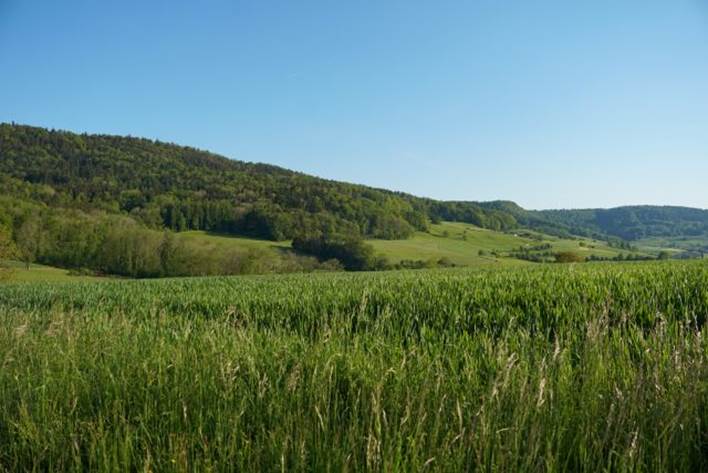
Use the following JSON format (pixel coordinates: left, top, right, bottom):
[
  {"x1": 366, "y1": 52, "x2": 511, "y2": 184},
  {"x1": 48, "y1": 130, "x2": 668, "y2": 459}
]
[
  {"x1": 0, "y1": 123, "x2": 702, "y2": 278},
  {"x1": 367, "y1": 221, "x2": 645, "y2": 266}
]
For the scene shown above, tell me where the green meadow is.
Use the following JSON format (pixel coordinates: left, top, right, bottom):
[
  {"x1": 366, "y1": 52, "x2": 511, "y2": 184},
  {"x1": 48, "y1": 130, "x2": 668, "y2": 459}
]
[
  {"x1": 369, "y1": 222, "x2": 636, "y2": 266},
  {"x1": 1, "y1": 261, "x2": 104, "y2": 283}
]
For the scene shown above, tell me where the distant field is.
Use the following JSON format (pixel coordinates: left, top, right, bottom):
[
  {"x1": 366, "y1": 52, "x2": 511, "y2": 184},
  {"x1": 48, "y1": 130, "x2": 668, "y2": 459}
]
[
  {"x1": 0, "y1": 262, "x2": 705, "y2": 471},
  {"x1": 369, "y1": 222, "x2": 528, "y2": 266},
  {"x1": 370, "y1": 221, "x2": 646, "y2": 265}
]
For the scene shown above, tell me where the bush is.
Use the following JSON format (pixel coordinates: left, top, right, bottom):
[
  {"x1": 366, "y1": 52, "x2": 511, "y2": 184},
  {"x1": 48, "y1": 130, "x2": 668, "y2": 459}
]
[
  {"x1": 292, "y1": 233, "x2": 381, "y2": 271},
  {"x1": 437, "y1": 257, "x2": 456, "y2": 267},
  {"x1": 0, "y1": 226, "x2": 17, "y2": 281},
  {"x1": 554, "y1": 252, "x2": 586, "y2": 263}
]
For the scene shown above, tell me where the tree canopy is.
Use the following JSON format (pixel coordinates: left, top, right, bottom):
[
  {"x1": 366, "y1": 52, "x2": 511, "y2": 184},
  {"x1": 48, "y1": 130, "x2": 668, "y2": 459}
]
[{"x1": 0, "y1": 225, "x2": 16, "y2": 281}]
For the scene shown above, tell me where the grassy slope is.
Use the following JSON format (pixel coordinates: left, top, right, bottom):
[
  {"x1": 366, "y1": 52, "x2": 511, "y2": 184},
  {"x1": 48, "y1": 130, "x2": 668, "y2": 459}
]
[
  {"x1": 1, "y1": 261, "x2": 104, "y2": 283},
  {"x1": 369, "y1": 222, "x2": 645, "y2": 265},
  {"x1": 179, "y1": 224, "x2": 535, "y2": 268},
  {"x1": 179, "y1": 231, "x2": 291, "y2": 254},
  {"x1": 369, "y1": 222, "x2": 528, "y2": 266}
]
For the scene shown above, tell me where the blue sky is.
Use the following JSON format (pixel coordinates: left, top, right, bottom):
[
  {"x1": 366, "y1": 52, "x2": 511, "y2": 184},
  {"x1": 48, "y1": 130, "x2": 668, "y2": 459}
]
[{"x1": 1, "y1": 0, "x2": 707, "y2": 209}]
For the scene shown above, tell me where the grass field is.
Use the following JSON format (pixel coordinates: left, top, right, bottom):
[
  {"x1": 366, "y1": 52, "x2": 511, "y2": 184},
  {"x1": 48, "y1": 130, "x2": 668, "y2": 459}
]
[
  {"x1": 0, "y1": 261, "x2": 105, "y2": 283},
  {"x1": 0, "y1": 262, "x2": 706, "y2": 471},
  {"x1": 179, "y1": 230, "x2": 291, "y2": 253},
  {"x1": 369, "y1": 222, "x2": 528, "y2": 266},
  {"x1": 370, "y1": 222, "x2": 646, "y2": 265}
]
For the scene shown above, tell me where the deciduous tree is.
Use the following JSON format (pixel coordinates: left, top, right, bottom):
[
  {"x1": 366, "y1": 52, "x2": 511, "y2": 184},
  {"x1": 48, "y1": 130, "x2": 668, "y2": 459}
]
[{"x1": 0, "y1": 226, "x2": 17, "y2": 281}]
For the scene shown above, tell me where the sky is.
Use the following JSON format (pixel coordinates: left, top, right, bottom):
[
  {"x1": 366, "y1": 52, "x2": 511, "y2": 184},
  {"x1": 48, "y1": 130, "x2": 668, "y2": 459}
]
[{"x1": 1, "y1": 0, "x2": 707, "y2": 210}]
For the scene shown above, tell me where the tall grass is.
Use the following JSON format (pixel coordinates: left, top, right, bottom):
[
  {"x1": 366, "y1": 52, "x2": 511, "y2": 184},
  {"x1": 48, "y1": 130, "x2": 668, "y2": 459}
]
[{"x1": 0, "y1": 263, "x2": 706, "y2": 471}]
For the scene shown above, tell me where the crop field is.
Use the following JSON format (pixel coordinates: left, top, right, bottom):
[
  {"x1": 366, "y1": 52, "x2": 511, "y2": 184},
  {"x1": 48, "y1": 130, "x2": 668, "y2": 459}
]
[{"x1": 0, "y1": 262, "x2": 706, "y2": 472}]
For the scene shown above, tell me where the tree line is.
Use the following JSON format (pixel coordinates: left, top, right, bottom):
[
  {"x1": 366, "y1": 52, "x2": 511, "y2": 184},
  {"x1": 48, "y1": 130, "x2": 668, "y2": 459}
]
[{"x1": 0, "y1": 197, "x2": 341, "y2": 278}]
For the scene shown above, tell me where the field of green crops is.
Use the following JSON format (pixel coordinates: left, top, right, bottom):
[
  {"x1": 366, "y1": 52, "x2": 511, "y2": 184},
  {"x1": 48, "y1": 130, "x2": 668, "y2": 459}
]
[{"x1": 1, "y1": 262, "x2": 706, "y2": 472}]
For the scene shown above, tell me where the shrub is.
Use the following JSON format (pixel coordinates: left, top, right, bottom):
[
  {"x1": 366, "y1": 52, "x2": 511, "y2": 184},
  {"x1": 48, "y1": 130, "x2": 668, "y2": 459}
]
[
  {"x1": 554, "y1": 251, "x2": 586, "y2": 263},
  {"x1": 292, "y1": 233, "x2": 380, "y2": 271}
]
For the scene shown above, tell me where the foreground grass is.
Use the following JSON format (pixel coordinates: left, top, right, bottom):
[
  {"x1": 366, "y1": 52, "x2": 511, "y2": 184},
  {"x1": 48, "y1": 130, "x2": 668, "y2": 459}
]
[{"x1": 0, "y1": 263, "x2": 706, "y2": 471}]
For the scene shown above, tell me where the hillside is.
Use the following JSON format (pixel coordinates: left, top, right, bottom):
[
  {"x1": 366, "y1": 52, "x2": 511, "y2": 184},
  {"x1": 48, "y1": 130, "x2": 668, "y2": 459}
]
[
  {"x1": 368, "y1": 221, "x2": 645, "y2": 266},
  {"x1": 1, "y1": 261, "x2": 105, "y2": 283},
  {"x1": 179, "y1": 222, "x2": 647, "y2": 270}
]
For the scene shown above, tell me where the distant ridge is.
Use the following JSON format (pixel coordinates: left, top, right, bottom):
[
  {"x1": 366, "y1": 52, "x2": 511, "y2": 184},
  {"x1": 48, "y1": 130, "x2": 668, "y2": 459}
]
[{"x1": 535, "y1": 206, "x2": 708, "y2": 241}]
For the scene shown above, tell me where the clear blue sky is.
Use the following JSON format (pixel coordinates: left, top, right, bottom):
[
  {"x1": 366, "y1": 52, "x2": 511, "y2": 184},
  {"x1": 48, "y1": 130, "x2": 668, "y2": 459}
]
[{"x1": 1, "y1": 0, "x2": 707, "y2": 209}]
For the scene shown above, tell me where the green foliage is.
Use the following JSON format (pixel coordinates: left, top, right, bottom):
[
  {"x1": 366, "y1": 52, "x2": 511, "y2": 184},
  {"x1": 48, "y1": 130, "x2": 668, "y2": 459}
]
[
  {"x1": 15, "y1": 214, "x2": 43, "y2": 269},
  {"x1": 588, "y1": 253, "x2": 657, "y2": 262},
  {"x1": 0, "y1": 263, "x2": 706, "y2": 471},
  {"x1": 507, "y1": 243, "x2": 555, "y2": 263},
  {"x1": 554, "y1": 251, "x2": 586, "y2": 263},
  {"x1": 0, "y1": 225, "x2": 17, "y2": 281}
]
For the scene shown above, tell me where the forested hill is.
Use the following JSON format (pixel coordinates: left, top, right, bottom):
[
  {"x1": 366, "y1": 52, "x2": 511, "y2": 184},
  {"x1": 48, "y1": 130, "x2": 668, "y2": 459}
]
[
  {"x1": 2, "y1": 123, "x2": 705, "y2": 245},
  {"x1": 0, "y1": 123, "x2": 519, "y2": 240},
  {"x1": 536, "y1": 206, "x2": 708, "y2": 241}
]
